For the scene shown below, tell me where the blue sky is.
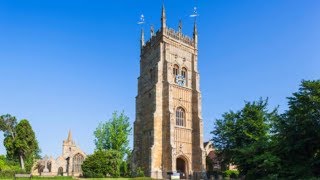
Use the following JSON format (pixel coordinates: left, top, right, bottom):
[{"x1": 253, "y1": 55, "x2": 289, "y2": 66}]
[{"x1": 0, "y1": 0, "x2": 319, "y2": 157}]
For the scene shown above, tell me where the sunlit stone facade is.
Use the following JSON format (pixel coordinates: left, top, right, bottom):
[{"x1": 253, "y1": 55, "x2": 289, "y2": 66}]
[{"x1": 132, "y1": 5, "x2": 205, "y2": 179}]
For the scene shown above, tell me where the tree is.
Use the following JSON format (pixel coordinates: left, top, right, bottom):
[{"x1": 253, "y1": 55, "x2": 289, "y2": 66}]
[
  {"x1": 0, "y1": 115, "x2": 40, "y2": 171},
  {"x1": 211, "y1": 99, "x2": 280, "y2": 178},
  {"x1": 0, "y1": 114, "x2": 17, "y2": 139},
  {"x1": 274, "y1": 80, "x2": 320, "y2": 178},
  {"x1": 0, "y1": 114, "x2": 18, "y2": 163},
  {"x1": 94, "y1": 111, "x2": 131, "y2": 159},
  {"x1": 14, "y1": 120, "x2": 40, "y2": 171},
  {"x1": 82, "y1": 150, "x2": 121, "y2": 178}
]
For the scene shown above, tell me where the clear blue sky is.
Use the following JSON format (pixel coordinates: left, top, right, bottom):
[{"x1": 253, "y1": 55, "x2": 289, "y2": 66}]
[{"x1": 0, "y1": 0, "x2": 319, "y2": 157}]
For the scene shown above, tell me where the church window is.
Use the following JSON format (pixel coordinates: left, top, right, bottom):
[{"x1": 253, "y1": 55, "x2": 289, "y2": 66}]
[
  {"x1": 176, "y1": 107, "x2": 186, "y2": 127},
  {"x1": 173, "y1": 64, "x2": 179, "y2": 82},
  {"x1": 72, "y1": 153, "x2": 84, "y2": 174},
  {"x1": 181, "y1": 67, "x2": 187, "y2": 85}
]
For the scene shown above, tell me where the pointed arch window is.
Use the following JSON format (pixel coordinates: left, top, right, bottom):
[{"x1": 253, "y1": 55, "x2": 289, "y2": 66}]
[
  {"x1": 173, "y1": 64, "x2": 179, "y2": 82},
  {"x1": 176, "y1": 107, "x2": 186, "y2": 127},
  {"x1": 181, "y1": 67, "x2": 187, "y2": 85},
  {"x1": 72, "y1": 153, "x2": 84, "y2": 174}
]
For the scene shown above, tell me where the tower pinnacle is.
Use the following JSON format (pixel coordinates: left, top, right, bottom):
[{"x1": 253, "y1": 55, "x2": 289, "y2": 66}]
[
  {"x1": 193, "y1": 21, "x2": 198, "y2": 47},
  {"x1": 67, "y1": 130, "x2": 72, "y2": 142},
  {"x1": 178, "y1": 19, "x2": 182, "y2": 33},
  {"x1": 161, "y1": 4, "x2": 166, "y2": 29},
  {"x1": 140, "y1": 28, "x2": 145, "y2": 49},
  {"x1": 193, "y1": 20, "x2": 198, "y2": 36}
]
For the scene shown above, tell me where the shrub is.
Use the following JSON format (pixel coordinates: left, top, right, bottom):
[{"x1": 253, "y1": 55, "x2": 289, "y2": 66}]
[
  {"x1": 0, "y1": 155, "x2": 24, "y2": 178},
  {"x1": 82, "y1": 150, "x2": 121, "y2": 178},
  {"x1": 223, "y1": 170, "x2": 239, "y2": 178},
  {"x1": 120, "y1": 160, "x2": 130, "y2": 177},
  {"x1": 0, "y1": 169, "x2": 26, "y2": 178},
  {"x1": 131, "y1": 166, "x2": 145, "y2": 177}
]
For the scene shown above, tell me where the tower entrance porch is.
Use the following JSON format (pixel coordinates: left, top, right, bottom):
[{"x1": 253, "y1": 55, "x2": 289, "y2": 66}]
[{"x1": 176, "y1": 157, "x2": 188, "y2": 179}]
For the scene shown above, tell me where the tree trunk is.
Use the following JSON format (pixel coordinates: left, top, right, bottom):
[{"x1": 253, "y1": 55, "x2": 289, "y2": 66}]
[{"x1": 19, "y1": 154, "x2": 25, "y2": 170}]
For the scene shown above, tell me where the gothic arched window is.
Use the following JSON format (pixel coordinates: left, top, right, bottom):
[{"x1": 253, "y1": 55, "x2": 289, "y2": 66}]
[
  {"x1": 72, "y1": 153, "x2": 84, "y2": 174},
  {"x1": 173, "y1": 64, "x2": 179, "y2": 82},
  {"x1": 176, "y1": 107, "x2": 186, "y2": 127},
  {"x1": 181, "y1": 67, "x2": 187, "y2": 85}
]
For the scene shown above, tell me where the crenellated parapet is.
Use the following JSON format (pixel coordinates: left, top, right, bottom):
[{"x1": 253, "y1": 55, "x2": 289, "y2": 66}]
[
  {"x1": 163, "y1": 28, "x2": 194, "y2": 46},
  {"x1": 141, "y1": 27, "x2": 195, "y2": 54}
]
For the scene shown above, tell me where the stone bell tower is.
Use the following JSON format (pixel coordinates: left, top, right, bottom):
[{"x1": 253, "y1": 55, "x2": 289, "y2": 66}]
[{"x1": 133, "y1": 5, "x2": 205, "y2": 179}]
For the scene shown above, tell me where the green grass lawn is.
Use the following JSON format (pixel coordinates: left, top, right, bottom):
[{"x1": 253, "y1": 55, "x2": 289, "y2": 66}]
[
  {"x1": 82, "y1": 178, "x2": 151, "y2": 180},
  {"x1": 0, "y1": 177, "x2": 151, "y2": 180},
  {"x1": 81, "y1": 178, "x2": 150, "y2": 180}
]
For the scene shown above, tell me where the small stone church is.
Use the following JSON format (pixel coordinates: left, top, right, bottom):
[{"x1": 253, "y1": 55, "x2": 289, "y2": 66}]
[{"x1": 32, "y1": 131, "x2": 86, "y2": 177}]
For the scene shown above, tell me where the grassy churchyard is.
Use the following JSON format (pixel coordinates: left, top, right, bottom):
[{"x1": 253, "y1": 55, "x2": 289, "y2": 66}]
[{"x1": 1, "y1": 178, "x2": 151, "y2": 180}]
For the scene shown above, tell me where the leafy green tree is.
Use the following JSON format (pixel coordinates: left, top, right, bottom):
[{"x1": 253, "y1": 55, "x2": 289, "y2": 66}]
[
  {"x1": 274, "y1": 80, "x2": 320, "y2": 178},
  {"x1": 0, "y1": 114, "x2": 17, "y2": 139},
  {"x1": 0, "y1": 116, "x2": 40, "y2": 171},
  {"x1": 82, "y1": 150, "x2": 121, "y2": 178},
  {"x1": 15, "y1": 120, "x2": 40, "y2": 172},
  {"x1": 212, "y1": 99, "x2": 280, "y2": 178},
  {"x1": 0, "y1": 114, "x2": 18, "y2": 165},
  {"x1": 94, "y1": 111, "x2": 131, "y2": 159}
]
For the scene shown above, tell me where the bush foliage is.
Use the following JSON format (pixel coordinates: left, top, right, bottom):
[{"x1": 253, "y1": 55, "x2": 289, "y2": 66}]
[
  {"x1": 223, "y1": 170, "x2": 239, "y2": 178},
  {"x1": 82, "y1": 150, "x2": 121, "y2": 178}
]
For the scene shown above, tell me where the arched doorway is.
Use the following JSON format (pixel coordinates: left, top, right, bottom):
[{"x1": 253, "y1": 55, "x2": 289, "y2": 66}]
[
  {"x1": 176, "y1": 157, "x2": 187, "y2": 179},
  {"x1": 58, "y1": 167, "x2": 63, "y2": 176}
]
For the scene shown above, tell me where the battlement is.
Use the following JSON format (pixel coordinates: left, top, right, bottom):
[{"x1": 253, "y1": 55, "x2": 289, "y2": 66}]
[
  {"x1": 143, "y1": 27, "x2": 195, "y2": 52},
  {"x1": 164, "y1": 28, "x2": 194, "y2": 46}
]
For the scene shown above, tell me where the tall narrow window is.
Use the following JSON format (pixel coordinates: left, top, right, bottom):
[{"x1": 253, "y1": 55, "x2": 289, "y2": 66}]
[
  {"x1": 173, "y1": 64, "x2": 179, "y2": 82},
  {"x1": 176, "y1": 107, "x2": 186, "y2": 127},
  {"x1": 181, "y1": 67, "x2": 187, "y2": 86},
  {"x1": 72, "y1": 153, "x2": 84, "y2": 174}
]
